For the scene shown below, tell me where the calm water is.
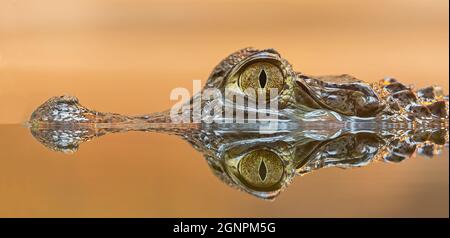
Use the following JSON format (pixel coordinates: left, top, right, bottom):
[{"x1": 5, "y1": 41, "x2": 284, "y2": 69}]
[{"x1": 0, "y1": 124, "x2": 448, "y2": 217}]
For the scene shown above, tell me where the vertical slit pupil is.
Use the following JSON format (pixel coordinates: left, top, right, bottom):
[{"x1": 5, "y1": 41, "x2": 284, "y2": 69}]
[
  {"x1": 259, "y1": 159, "x2": 267, "y2": 181},
  {"x1": 259, "y1": 70, "x2": 267, "y2": 88}
]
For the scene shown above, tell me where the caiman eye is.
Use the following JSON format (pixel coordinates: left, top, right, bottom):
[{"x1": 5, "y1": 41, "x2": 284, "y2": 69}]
[
  {"x1": 239, "y1": 62, "x2": 284, "y2": 97},
  {"x1": 238, "y1": 150, "x2": 284, "y2": 190}
]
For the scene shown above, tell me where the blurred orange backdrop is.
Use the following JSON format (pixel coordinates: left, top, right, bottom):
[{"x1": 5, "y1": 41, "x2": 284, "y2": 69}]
[{"x1": 0, "y1": 0, "x2": 448, "y2": 123}]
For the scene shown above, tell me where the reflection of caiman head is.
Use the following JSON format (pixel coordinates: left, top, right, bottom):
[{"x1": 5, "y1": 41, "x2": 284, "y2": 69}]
[
  {"x1": 28, "y1": 118, "x2": 448, "y2": 199},
  {"x1": 200, "y1": 129, "x2": 447, "y2": 200}
]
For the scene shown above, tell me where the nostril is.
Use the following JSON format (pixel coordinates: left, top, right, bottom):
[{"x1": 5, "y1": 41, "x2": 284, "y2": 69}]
[{"x1": 259, "y1": 70, "x2": 267, "y2": 88}]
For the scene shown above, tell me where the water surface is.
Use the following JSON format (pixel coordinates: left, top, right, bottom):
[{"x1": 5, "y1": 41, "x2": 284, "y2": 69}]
[{"x1": 0, "y1": 124, "x2": 447, "y2": 217}]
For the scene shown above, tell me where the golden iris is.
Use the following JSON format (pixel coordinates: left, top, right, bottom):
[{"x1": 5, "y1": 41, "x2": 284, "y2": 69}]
[{"x1": 239, "y1": 62, "x2": 284, "y2": 97}]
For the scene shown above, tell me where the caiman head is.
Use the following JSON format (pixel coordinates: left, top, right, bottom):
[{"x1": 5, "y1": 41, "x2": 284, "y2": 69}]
[{"x1": 29, "y1": 47, "x2": 448, "y2": 129}]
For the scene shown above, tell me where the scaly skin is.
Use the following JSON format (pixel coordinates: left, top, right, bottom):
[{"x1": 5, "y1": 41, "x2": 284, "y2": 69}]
[{"x1": 28, "y1": 48, "x2": 449, "y2": 199}]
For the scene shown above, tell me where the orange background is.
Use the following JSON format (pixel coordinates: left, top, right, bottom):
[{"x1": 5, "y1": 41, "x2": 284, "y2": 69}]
[
  {"x1": 0, "y1": 125, "x2": 448, "y2": 217},
  {"x1": 0, "y1": 0, "x2": 448, "y2": 123},
  {"x1": 0, "y1": 0, "x2": 448, "y2": 217}
]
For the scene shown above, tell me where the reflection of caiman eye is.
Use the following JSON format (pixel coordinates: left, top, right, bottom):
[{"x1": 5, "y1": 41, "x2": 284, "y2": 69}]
[
  {"x1": 239, "y1": 62, "x2": 284, "y2": 96},
  {"x1": 238, "y1": 150, "x2": 284, "y2": 190}
]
